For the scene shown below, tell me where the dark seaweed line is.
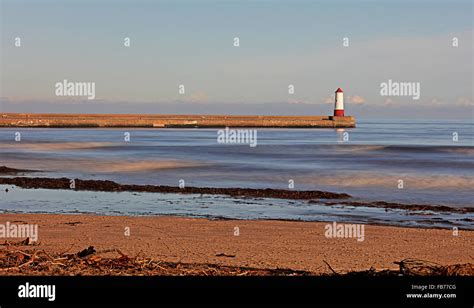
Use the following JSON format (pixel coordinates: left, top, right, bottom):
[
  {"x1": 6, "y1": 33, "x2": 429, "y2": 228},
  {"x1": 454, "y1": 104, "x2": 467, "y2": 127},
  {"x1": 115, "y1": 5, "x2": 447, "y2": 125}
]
[
  {"x1": 2, "y1": 176, "x2": 471, "y2": 214},
  {"x1": 0, "y1": 177, "x2": 351, "y2": 200}
]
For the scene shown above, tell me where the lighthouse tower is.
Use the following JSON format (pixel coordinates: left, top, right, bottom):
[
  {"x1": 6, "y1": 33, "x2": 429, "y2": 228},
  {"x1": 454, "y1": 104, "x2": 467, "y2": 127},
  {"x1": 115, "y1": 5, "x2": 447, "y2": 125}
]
[{"x1": 334, "y1": 88, "x2": 344, "y2": 117}]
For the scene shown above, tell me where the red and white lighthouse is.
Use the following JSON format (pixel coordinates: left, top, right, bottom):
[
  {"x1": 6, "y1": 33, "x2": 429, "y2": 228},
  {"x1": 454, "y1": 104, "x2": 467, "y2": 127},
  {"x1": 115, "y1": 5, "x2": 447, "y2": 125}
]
[{"x1": 334, "y1": 88, "x2": 344, "y2": 117}]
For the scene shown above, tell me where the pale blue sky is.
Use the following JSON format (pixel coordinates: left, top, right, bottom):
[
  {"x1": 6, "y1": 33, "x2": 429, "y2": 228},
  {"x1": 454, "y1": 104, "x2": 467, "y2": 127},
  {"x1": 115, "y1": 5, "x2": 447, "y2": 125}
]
[{"x1": 0, "y1": 0, "x2": 472, "y2": 118}]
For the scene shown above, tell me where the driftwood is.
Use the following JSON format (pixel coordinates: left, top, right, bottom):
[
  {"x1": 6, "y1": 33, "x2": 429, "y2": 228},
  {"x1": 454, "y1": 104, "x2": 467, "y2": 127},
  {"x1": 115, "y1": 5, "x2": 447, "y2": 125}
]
[
  {"x1": 0, "y1": 245, "x2": 472, "y2": 276},
  {"x1": 0, "y1": 237, "x2": 39, "y2": 246},
  {"x1": 0, "y1": 246, "x2": 310, "y2": 276},
  {"x1": 394, "y1": 258, "x2": 474, "y2": 276}
]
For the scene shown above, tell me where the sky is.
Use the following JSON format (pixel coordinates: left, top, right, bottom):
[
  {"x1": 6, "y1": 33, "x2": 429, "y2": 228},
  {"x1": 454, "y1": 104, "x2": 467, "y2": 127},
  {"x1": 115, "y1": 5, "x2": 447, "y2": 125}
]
[{"x1": 0, "y1": 0, "x2": 473, "y2": 118}]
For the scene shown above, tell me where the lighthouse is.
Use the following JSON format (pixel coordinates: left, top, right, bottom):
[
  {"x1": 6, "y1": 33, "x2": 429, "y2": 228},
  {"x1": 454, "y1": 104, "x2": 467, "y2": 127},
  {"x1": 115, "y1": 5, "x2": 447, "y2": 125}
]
[{"x1": 334, "y1": 88, "x2": 344, "y2": 117}]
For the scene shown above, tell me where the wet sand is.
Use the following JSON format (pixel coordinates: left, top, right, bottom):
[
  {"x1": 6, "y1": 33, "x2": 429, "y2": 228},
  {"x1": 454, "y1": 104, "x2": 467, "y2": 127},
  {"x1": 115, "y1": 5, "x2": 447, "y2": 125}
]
[{"x1": 0, "y1": 213, "x2": 472, "y2": 274}]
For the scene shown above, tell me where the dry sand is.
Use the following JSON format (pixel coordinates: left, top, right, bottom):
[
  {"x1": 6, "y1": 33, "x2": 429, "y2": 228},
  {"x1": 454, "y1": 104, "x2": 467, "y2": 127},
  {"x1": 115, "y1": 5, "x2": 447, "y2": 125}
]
[{"x1": 0, "y1": 213, "x2": 472, "y2": 274}]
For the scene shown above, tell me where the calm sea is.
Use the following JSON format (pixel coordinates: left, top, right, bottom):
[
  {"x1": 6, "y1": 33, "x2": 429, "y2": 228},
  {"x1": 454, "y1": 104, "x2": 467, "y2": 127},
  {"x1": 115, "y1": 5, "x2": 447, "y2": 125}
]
[{"x1": 1, "y1": 119, "x2": 473, "y2": 228}]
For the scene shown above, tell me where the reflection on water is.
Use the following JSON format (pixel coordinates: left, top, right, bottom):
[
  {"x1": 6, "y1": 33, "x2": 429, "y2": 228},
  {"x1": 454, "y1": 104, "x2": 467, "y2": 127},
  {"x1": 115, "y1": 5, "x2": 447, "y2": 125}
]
[{"x1": 1, "y1": 185, "x2": 472, "y2": 230}]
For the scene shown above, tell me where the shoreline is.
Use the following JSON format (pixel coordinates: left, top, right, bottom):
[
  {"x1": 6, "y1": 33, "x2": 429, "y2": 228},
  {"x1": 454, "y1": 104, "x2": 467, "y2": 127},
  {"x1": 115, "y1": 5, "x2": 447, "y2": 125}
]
[{"x1": 0, "y1": 213, "x2": 472, "y2": 275}]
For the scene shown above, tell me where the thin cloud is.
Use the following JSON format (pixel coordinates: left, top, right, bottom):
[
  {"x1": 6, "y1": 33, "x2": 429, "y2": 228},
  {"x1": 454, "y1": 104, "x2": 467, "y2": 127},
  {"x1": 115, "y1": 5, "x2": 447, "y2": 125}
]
[
  {"x1": 322, "y1": 97, "x2": 333, "y2": 104},
  {"x1": 348, "y1": 95, "x2": 366, "y2": 105},
  {"x1": 456, "y1": 96, "x2": 473, "y2": 106},
  {"x1": 383, "y1": 98, "x2": 396, "y2": 106}
]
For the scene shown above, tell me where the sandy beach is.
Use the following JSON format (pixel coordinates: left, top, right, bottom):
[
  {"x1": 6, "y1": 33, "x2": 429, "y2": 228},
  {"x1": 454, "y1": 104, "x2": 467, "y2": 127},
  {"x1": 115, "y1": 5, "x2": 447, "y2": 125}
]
[{"x1": 0, "y1": 213, "x2": 472, "y2": 275}]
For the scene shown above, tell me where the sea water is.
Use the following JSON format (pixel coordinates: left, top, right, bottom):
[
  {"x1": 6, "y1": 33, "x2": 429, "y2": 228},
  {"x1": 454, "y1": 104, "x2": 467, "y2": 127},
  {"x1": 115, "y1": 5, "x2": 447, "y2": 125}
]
[{"x1": 0, "y1": 119, "x2": 473, "y2": 227}]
